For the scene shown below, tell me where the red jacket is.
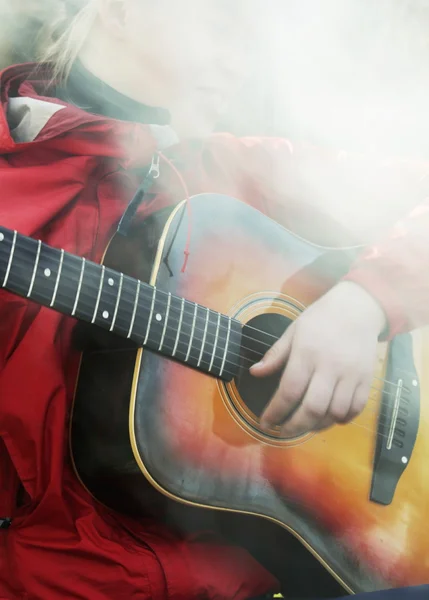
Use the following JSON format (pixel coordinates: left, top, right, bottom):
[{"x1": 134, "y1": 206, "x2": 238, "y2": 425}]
[{"x1": 1, "y1": 64, "x2": 429, "y2": 600}]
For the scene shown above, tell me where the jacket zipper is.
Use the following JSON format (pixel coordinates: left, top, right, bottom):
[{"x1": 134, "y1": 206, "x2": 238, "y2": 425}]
[
  {"x1": 117, "y1": 153, "x2": 161, "y2": 236},
  {"x1": 147, "y1": 153, "x2": 160, "y2": 179}
]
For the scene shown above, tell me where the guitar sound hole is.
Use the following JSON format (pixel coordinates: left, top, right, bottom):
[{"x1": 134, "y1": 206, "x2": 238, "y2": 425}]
[{"x1": 235, "y1": 314, "x2": 293, "y2": 419}]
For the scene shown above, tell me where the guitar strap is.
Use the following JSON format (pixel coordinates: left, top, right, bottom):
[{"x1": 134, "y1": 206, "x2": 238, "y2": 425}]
[{"x1": 117, "y1": 154, "x2": 160, "y2": 236}]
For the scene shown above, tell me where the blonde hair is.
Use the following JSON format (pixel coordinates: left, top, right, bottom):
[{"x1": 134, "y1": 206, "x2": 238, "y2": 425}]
[
  {"x1": 39, "y1": 0, "x2": 98, "y2": 81},
  {"x1": 0, "y1": 0, "x2": 59, "y2": 69},
  {"x1": 0, "y1": 0, "x2": 97, "y2": 76}
]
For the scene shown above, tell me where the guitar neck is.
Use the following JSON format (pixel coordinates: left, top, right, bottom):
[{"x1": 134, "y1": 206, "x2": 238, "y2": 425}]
[{"x1": 0, "y1": 226, "x2": 241, "y2": 381}]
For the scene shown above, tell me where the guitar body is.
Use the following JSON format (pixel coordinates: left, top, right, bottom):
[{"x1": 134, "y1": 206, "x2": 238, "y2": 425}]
[{"x1": 71, "y1": 195, "x2": 429, "y2": 594}]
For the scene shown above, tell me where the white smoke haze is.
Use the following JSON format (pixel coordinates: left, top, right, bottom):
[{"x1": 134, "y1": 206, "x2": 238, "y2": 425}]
[
  {"x1": 0, "y1": 0, "x2": 60, "y2": 68},
  {"x1": 1, "y1": 0, "x2": 429, "y2": 156},
  {"x1": 225, "y1": 0, "x2": 429, "y2": 241},
  {"x1": 1, "y1": 0, "x2": 429, "y2": 238},
  {"x1": 243, "y1": 0, "x2": 429, "y2": 156}
]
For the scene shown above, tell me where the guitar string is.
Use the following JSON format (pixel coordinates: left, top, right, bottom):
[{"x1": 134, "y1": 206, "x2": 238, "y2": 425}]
[
  {"x1": 0, "y1": 240, "x2": 415, "y2": 445},
  {"x1": 7, "y1": 253, "x2": 403, "y2": 443},
  {"x1": 81, "y1": 343, "x2": 404, "y2": 420},
  {"x1": 7, "y1": 265, "x2": 407, "y2": 406},
  {"x1": 0, "y1": 244, "x2": 414, "y2": 400},
  {"x1": 0, "y1": 239, "x2": 393, "y2": 350},
  {"x1": 0, "y1": 246, "x2": 411, "y2": 414},
  {"x1": 68, "y1": 345, "x2": 402, "y2": 441}
]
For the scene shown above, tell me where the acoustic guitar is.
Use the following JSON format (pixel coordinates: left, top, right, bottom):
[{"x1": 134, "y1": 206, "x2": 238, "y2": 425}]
[{"x1": 0, "y1": 194, "x2": 428, "y2": 595}]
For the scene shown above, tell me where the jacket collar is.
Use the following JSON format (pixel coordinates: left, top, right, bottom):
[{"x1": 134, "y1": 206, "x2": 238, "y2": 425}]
[{"x1": 0, "y1": 63, "x2": 179, "y2": 167}]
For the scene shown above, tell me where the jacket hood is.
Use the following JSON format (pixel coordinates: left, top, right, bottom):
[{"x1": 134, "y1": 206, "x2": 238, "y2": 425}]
[{"x1": 0, "y1": 63, "x2": 179, "y2": 167}]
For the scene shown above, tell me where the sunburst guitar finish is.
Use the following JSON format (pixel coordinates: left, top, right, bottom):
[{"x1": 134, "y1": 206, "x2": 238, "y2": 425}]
[{"x1": 68, "y1": 195, "x2": 429, "y2": 594}]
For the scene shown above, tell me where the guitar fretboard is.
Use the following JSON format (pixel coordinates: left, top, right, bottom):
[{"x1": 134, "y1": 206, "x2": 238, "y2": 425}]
[{"x1": 0, "y1": 227, "x2": 242, "y2": 381}]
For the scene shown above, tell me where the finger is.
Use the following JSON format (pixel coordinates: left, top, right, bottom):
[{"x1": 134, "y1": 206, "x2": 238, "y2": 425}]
[
  {"x1": 260, "y1": 352, "x2": 311, "y2": 429},
  {"x1": 313, "y1": 416, "x2": 336, "y2": 431},
  {"x1": 345, "y1": 381, "x2": 370, "y2": 423},
  {"x1": 251, "y1": 322, "x2": 295, "y2": 378},
  {"x1": 312, "y1": 381, "x2": 369, "y2": 431},
  {"x1": 328, "y1": 378, "x2": 357, "y2": 424},
  {"x1": 280, "y1": 373, "x2": 335, "y2": 437}
]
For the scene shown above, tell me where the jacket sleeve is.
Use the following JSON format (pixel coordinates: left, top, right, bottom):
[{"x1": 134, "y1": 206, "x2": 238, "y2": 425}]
[
  {"x1": 204, "y1": 134, "x2": 429, "y2": 337},
  {"x1": 344, "y1": 198, "x2": 429, "y2": 338}
]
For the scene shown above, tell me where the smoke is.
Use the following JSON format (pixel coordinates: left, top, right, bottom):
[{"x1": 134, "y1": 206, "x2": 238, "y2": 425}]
[
  {"x1": 0, "y1": 0, "x2": 59, "y2": 68},
  {"x1": 232, "y1": 0, "x2": 429, "y2": 156},
  {"x1": 2, "y1": 0, "x2": 429, "y2": 157}
]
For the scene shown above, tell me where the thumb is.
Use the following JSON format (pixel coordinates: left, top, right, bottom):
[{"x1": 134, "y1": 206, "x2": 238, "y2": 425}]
[{"x1": 250, "y1": 322, "x2": 295, "y2": 378}]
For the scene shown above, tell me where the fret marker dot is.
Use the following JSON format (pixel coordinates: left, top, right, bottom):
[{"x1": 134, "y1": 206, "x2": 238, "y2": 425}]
[
  {"x1": 108, "y1": 278, "x2": 115, "y2": 286},
  {"x1": 44, "y1": 268, "x2": 52, "y2": 278},
  {"x1": 0, "y1": 233, "x2": 4, "y2": 242},
  {"x1": 102, "y1": 311, "x2": 109, "y2": 319},
  {"x1": 156, "y1": 313, "x2": 163, "y2": 322}
]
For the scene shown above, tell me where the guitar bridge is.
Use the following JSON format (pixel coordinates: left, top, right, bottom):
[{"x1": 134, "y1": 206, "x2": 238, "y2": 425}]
[{"x1": 370, "y1": 333, "x2": 420, "y2": 506}]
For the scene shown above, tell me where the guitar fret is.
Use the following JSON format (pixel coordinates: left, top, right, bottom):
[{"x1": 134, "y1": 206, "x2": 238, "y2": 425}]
[
  {"x1": 3, "y1": 230, "x2": 17, "y2": 287},
  {"x1": 172, "y1": 297, "x2": 185, "y2": 357},
  {"x1": 110, "y1": 272, "x2": 124, "y2": 332},
  {"x1": 92, "y1": 265, "x2": 105, "y2": 324},
  {"x1": 143, "y1": 286, "x2": 157, "y2": 345},
  {"x1": 128, "y1": 280, "x2": 141, "y2": 339},
  {"x1": 185, "y1": 303, "x2": 198, "y2": 362},
  {"x1": 209, "y1": 313, "x2": 221, "y2": 373},
  {"x1": 158, "y1": 293, "x2": 172, "y2": 352},
  {"x1": 219, "y1": 317, "x2": 232, "y2": 378},
  {"x1": 50, "y1": 249, "x2": 64, "y2": 307},
  {"x1": 198, "y1": 308, "x2": 210, "y2": 368},
  {"x1": 0, "y1": 225, "x2": 241, "y2": 382},
  {"x1": 27, "y1": 239, "x2": 41, "y2": 298},
  {"x1": 72, "y1": 258, "x2": 86, "y2": 316}
]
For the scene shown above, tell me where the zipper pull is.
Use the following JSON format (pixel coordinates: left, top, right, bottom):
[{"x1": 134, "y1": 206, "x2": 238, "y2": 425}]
[{"x1": 148, "y1": 154, "x2": 160, "y2": 179}]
